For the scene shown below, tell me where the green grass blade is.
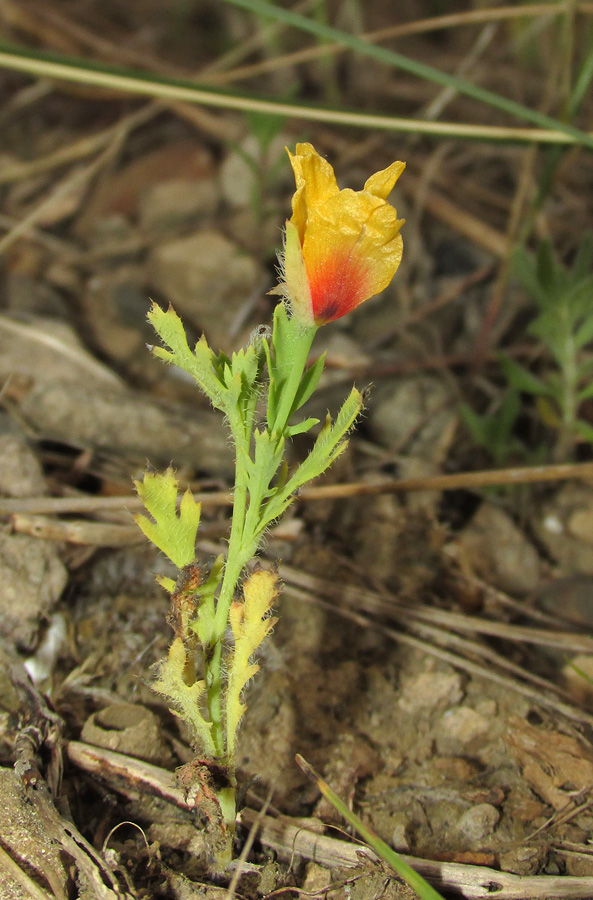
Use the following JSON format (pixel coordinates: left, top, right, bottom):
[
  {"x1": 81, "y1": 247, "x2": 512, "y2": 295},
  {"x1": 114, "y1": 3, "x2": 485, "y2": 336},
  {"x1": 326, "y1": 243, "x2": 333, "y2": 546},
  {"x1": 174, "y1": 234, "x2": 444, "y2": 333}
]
[
  {"x1": 222, "y1": 0, "x2": 593, "y2": 151},
  {"x1": 0, "y1": 40, "x2": 588, "y2": 146},
  {"x1": 296, "y1": 754, "x2": 446, "y2": 900}
]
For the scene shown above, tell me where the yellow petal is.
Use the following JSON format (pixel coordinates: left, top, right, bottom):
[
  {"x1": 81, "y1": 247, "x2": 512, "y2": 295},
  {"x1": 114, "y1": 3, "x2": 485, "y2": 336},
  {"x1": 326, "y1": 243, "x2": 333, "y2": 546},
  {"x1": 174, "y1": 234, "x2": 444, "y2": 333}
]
[
  {"x1": 301, "y1": 189, "x2": 404, "y2": 322},
  {"x1": 281, "y1": 144, "x2": 405, "y2": 324},
  {"x1": 364, "y1": 160, "x2": 406, "y2": 200},
  {"x1": 288, "y1": 143, "x2": 338, "y2": 241}
]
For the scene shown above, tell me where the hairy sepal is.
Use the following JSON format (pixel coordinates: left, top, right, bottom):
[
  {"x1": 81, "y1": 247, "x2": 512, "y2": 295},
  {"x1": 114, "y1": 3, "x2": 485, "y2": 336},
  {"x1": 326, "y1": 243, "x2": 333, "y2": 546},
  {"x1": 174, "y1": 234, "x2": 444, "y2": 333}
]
[{"x1": 265, "y1": 302, "x2": 319, "y2": 436}]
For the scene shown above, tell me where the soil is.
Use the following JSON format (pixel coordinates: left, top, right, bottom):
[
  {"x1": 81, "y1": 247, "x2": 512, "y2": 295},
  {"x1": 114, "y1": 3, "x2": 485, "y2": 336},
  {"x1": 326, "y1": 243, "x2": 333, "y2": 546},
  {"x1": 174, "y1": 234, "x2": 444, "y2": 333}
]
[{"x1": 2, "y1": 3, "x2": 593, "y2": 898}]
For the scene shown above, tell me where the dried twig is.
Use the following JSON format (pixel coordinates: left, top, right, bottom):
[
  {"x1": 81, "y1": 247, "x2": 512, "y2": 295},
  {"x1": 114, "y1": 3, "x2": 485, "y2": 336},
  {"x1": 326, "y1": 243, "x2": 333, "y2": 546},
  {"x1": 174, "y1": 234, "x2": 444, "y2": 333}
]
[{"x1": 1, "y1": 460, "x2": 593, "y2": 517}]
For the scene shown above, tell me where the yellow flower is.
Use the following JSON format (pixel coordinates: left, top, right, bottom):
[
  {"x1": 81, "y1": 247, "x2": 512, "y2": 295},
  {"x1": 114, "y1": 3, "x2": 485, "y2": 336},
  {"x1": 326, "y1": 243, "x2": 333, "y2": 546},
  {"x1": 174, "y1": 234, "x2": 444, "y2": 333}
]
[{"x1": 280, "y1": 142, "x2": 405, "y2": 326}]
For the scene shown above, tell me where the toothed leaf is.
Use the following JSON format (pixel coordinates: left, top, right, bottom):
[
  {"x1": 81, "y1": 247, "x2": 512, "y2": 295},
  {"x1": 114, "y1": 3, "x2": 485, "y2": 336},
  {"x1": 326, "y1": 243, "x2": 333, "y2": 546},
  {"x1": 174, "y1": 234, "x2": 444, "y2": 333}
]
[
  {"x1": 225, "y1": 569, "x2": 278, "y2": 757},
  {"x1": 153, "y1": 637, "x2": 215, "y2": 755},
  {"x1": 135, "y1": 468, "x2": 201, "y2": 569}
]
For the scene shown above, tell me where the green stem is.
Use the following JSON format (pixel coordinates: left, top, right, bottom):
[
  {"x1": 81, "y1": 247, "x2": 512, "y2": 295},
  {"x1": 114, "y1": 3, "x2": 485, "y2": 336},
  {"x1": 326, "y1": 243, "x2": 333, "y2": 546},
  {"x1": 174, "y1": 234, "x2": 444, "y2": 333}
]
[
  {"x1": 556, "y1": 324, "x2": 579, "y2": 461},
  {"x1": 297, "y1": 755, "x2": 445, "y2": 900},
  {"x1": 204, "y1": 311, "x2": 316, "y2": 762},
  {"x1": 205, "y1": 642, "x2": 224, "y2": 756},
  {"x1": 206, "y1": 482, "x2": 251, "y2": 757},
  {"x1": 271, "y1": 320, "x2": 318, "y2": 435}
]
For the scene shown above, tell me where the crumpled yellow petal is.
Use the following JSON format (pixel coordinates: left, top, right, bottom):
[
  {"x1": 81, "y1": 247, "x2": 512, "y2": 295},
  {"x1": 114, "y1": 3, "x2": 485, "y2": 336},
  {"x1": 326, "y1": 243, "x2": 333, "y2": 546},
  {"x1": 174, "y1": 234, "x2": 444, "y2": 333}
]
[
  {"x1": 288, "y1": 142, "x2": 339, "y2": 243},
  {"x1": 282, "y1": 143, "x2": 405, "y2": 325},
  {"x1": 364, "y1": 160, "x2": 406, "y2": 200}
]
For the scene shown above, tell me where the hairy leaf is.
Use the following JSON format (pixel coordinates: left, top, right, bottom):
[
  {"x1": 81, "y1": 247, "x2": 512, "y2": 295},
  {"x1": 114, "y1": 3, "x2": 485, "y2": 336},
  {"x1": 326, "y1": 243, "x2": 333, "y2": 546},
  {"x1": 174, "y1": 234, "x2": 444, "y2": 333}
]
[
  {"x1": 153, "y1": 637, "x2": 215, "y2": 755},
  {"x1": 225, "y1": 569, "x2": 278, "y2": 757},
  {"x1": 135, "y1": 468, "x2": 200, "y2": 569}
]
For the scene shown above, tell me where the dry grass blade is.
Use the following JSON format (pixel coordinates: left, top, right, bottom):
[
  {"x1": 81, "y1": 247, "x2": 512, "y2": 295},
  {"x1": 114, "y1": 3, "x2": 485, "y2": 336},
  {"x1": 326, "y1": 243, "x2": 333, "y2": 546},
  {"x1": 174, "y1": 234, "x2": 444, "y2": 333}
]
[
  {"x1": 0, "y1": 102, "x2": 156, "y2": 185},
  {"x1": 0, "y1": 316, "x2": 122, "y2": 386},
  {"x1": 0, "y1": 46, "x2": 590, "y2": 145},
  {"x1": 0, "y1": 844, "x2": 54, "y2": 900},
  {"x1": 214, "y1": 3, "x2": 593, "y2": 84},
  {"x1": 296, "y1": 754, "x2": 446, "y2": 900},
  {"x1": 0, "y1": 119, "x2": 129, "y2": 254},
  {"x1": 1, "y1": 460, "x2": 593, "y2": 517},
  {"x1": 11, "y1": 514, "x2": 143, "y2": 546}
]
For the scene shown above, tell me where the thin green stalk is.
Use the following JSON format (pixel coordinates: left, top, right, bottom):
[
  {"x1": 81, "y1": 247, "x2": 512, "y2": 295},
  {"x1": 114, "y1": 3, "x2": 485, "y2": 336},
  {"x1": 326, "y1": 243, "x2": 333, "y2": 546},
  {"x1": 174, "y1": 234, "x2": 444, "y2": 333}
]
[
  {"x1": 206, "y1": 491, "x2": 251, "y2": 755},
  {"x1": 206, "y1": 548, "x2": 255, "y2": 756},
  {"x1": 205, "y1": 642, "x2": 225, "y2": 756},
  {"x1": 205, "y1": 395, "x2": 253, "y2": 756},
  {"x1": 205, "y1": 317, "x2": 317, "y2": 758},
  {"x1": 271, "y1": 323, "x2": 318, "y2": 435},
  {"x1": 222, "y1": 0, "x2": 593, "y2": 151},
  {"x1": 296, "y1": 755, "x2": 445, "y2": 900},
  {"x1": 557, "y1": 321, "x2": 579, "y2": 460}
]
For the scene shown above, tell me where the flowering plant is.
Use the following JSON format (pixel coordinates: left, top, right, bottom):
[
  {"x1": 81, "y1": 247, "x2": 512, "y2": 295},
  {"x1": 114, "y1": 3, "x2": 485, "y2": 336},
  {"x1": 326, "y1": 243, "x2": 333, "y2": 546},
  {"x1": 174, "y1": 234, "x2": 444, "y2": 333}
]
[{"x1": 135, "y1": 143, "x2": 404, "y2": 868}]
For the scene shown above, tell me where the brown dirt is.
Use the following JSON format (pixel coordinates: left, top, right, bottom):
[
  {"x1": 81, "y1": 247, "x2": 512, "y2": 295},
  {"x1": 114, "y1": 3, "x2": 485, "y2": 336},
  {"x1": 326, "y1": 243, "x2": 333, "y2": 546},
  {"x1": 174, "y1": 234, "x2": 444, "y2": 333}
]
[{"x1": 2, "y1": 2, "x2": 593, "y2": 898}]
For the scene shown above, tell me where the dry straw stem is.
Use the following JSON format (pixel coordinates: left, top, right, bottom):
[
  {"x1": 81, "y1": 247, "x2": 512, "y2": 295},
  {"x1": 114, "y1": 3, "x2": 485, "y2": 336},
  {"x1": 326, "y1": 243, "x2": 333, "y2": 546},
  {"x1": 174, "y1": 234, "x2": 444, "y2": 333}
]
[
  {"x1": 1, "y1": 460, "x2": 592, "y2": 518},
  {"x1": 0, "y1": 42, "x2": 591, "y2": 147},
  {"x1": 0, "y1": 844, "x2": 53, "y2": 900},
  {"x1": 0, "y1": 111, "x2": 132, "y2": 255},
  {"x1": 238, "y1": 806, "x2": 593, "y2": 900},
  {"x1": 223, "y1": 0, "x2": 593, "y2": 149}
]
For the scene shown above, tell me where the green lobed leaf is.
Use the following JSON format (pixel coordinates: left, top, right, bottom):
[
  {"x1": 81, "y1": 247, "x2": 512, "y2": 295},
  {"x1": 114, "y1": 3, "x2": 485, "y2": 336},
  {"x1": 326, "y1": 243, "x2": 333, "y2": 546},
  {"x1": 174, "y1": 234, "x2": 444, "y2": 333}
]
[
  {"x1": 574, "y1": 312, "x2": 593, "y2": 350},
  {"x1": 536, "y1": 238, "x2": 560, "y2": 300},
  {"x1": 459, "y1": 403, "x2": 491, "y2": 448},
  {"x1": 577, "y1": 380, "x2": 593, "y2": 402},
  {"x1": 257, "y1": 387, "x2": 364, "y2": 533},
  {"x1": 242, "y1": 429, "x2": 286, "y2": 544},
  {"x1": 572, "y1": 232, "x2": 593, "y2": 282},
  {"x1": 288, "y1": 387, "x2": 363, "y2": 487},
  {"x1": 148, "y1": 303, "x2": 229, "y2": 412},
  {"x1": 135, "y1": 468, "x2": 201, "y2": 569},
  {"x1": 153, "y1": 637, "x2": 215, "y2": 755},
  {"x1": 574, "y1": 419, "x2": 593, "y2": 443},
  {"x1": 512, "y1": 246, "x2": 548, "y2": 307},
  {"x1": 286, "y1": 416, "x2": 320, "y2": 437},
  {"x1": 292, "y1": 351, "x2": 326, "y2": 413}
]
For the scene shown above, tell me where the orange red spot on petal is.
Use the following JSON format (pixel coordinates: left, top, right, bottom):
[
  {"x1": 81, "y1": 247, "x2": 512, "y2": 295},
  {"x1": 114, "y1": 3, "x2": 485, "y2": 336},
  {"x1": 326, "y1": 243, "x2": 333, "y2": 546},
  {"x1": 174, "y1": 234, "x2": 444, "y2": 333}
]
[{"x1": 308, "y1": 254, "x2": 370, "y2": 324}]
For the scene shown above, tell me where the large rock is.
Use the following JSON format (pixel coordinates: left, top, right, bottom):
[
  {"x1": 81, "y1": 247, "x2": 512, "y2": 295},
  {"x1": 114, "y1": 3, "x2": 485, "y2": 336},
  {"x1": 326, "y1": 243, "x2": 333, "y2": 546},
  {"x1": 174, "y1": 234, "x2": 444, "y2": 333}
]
[
  {"x1": 0, "y1": 434, "x2": 46, "y2": 498},
  {"x1": 0, "y1": 532, "x2": 67, "y2": 649},
  {"x1": 139, "y1": 177, "x2": 219, "y2": 231},
  {"x1": 533, "y1": 482, "x2": 593, "y2": 575},
  {"x1": 367, "y1": 374, "x2": 457, "y2": 464},
  {"x1": 455, "y1": 502, "x2": 540, "y2": 596},
  {"x1": 20, "y1": 380, "x2": 233, "y2": 475},
  {"x1": 149, "y1": 229, "x2": 261, "y2": 349}
]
